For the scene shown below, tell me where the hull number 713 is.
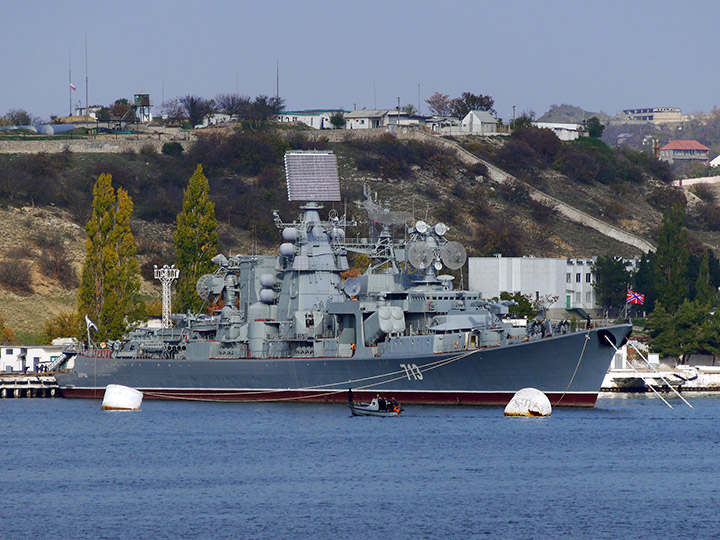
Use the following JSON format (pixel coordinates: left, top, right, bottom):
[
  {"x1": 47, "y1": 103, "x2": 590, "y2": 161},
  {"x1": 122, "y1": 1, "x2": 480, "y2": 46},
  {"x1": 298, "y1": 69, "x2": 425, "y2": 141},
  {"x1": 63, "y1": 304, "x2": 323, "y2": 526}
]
[{"x1": 400, "y1": 363, "x2": 423, "y2": 380}]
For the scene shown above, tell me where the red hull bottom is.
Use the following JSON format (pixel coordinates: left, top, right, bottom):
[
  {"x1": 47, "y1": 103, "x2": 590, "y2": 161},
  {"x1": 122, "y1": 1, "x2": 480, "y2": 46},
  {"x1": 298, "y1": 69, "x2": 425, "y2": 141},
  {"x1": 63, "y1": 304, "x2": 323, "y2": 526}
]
[{"x1": 61, "y1": 388, "x2": 599, "y2": 407}]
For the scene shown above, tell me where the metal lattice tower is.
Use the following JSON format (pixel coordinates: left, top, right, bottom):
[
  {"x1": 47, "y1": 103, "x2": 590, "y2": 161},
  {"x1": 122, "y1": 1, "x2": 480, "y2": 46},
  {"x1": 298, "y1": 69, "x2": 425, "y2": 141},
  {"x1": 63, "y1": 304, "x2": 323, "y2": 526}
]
[{"x1": 154, "y1": 265, "x2": 179, "y2": 328}]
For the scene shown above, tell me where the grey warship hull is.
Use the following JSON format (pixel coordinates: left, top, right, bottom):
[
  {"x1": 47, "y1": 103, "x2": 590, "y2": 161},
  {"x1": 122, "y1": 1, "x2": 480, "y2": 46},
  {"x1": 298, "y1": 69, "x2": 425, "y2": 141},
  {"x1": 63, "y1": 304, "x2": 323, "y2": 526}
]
[{"x1": 57, "y1": 324, "x2": 631, "y2": 407}]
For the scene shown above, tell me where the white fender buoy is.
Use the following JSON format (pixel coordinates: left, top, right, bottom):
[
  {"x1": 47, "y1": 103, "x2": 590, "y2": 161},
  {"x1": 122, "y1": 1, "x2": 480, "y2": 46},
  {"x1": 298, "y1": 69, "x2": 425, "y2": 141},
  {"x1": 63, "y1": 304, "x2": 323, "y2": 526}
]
[
  {"x1": 504, "y1": 388, "x2": 552, "y2": 417},
  {"x1": 102, "y1": 384, "x2": 143, "y2": 411}
]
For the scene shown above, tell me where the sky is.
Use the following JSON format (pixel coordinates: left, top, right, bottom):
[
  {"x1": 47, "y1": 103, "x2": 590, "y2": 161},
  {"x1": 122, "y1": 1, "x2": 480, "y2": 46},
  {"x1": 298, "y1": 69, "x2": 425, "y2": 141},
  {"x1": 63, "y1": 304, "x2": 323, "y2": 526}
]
[{"x1": 3, "y1": 0, "x2": 719, "y2": 123}]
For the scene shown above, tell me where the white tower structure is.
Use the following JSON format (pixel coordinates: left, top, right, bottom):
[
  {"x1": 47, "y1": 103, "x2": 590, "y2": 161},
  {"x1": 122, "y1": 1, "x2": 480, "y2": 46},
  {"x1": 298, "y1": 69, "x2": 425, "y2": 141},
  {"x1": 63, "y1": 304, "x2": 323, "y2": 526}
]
[{"x1": 154, "y1": 264, "x2": 179, "y2": 328}]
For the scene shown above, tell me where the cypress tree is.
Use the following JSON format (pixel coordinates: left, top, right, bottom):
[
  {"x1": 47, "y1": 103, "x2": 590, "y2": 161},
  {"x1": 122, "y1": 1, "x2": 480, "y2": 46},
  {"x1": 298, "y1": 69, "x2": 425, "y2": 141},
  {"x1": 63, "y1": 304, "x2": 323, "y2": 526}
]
[
  {"x1": 77, "y1": 174, "x2": 144, "y2": 340},
  {"x1": 174, "y1": 164, "x2": 218, "y2": 313},
  {"x1": 654, "y1": 203, "x2": 689, "y2": 312},
  {"x1": 695, "y1": 251, "x2": 715, "y2": 306},
  {"x1": 77, "y1": 173, "x2": 116, "y2": 339}
]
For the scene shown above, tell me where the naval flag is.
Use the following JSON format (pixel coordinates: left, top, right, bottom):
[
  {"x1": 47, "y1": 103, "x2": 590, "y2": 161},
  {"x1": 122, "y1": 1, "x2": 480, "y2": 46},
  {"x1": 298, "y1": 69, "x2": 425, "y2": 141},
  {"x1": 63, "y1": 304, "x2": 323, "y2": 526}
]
[
  {"x1": 85, "y1": 314, "x2": 98, "y2": 332},
  {"x1": 626, "y1": 289, "x2": 645, "y2": 305},
  {"x1": 70, "y1": 82, "x2": 77, "y2": 91}
]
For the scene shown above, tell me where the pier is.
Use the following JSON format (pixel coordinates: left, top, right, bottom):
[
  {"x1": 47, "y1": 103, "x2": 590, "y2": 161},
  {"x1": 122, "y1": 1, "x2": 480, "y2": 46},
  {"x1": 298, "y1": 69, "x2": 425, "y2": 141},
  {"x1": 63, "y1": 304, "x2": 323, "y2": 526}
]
[{"x1": 0, "y1": 375, "x2": 59, "y2": 398}]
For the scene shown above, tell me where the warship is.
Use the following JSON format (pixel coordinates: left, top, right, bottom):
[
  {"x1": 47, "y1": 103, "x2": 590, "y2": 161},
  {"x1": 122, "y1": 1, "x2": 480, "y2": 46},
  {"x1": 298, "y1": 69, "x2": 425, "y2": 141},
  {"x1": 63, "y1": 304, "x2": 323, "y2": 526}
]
[{"x1": 55, "y1": 150, "x2": 631, "y2": 407}]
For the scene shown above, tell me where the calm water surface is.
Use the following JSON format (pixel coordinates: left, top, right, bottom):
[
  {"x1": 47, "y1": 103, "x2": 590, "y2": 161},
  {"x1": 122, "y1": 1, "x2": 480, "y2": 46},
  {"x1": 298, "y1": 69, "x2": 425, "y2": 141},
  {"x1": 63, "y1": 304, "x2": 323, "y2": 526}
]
[{"x1": 3, "y1": 394, "x2": 719, "y2": 539}]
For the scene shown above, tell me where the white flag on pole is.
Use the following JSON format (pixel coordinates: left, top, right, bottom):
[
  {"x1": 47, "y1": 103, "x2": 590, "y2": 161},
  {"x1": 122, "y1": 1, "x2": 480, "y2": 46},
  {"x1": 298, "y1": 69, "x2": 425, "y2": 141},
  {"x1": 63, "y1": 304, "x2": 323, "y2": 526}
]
[{"x1": 85, "y1": 315, "x2": 98, "y2": 332}]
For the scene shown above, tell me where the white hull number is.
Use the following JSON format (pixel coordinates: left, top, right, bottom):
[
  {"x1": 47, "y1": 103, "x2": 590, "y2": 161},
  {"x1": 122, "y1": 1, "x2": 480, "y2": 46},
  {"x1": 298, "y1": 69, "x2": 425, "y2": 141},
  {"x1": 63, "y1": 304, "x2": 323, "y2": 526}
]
[{"x1": 400, "y1": 363, "x2": 423, "y2": 380}]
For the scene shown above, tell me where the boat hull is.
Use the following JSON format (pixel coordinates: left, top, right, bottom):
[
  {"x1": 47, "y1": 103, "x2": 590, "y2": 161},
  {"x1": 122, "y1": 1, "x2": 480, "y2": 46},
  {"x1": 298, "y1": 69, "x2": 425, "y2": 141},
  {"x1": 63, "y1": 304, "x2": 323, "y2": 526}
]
[{"x1": 56, "y1": 324, "x2": 631, "y2": 408}]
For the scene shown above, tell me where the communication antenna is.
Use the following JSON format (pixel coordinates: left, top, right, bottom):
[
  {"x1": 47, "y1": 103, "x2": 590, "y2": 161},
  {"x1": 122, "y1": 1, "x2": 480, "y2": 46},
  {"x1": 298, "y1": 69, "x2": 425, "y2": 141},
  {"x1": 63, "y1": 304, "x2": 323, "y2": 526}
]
[
  {"x1": 154, "y1": 264, "x2": 179, "y2": 328},
  {"x1": 407, "y1": 240, "x2": 434, "y2": 270},
  {"x1": 440, "y1": 241, "x2": 467, "y2": 270}
]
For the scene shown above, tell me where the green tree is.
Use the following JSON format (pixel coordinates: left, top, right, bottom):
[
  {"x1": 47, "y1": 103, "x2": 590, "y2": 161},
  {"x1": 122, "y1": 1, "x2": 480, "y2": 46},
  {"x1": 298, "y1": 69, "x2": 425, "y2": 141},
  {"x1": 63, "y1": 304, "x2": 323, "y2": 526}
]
[
  {"x1": 425, "y1": 92, "x2": 451, "y2": 116},
  {"x1": 174, "y1": 164, "x2": 218, "y2": 313},
  {"x1": 499, "y1": 291, "x2": 537, "y2": 318},
  {"x1": 77, "y1": 174, "x2": 144, "y2": 340},
  {"x1": 654, "y1": 203, "x2": 689, "y2": 311},
  {"x1": 593, "y1": 255, "x2": 634, "y2": 311},
  {"x1": 647, "y1": 299, "x2": 720, "y2": 363},
  {"x1": 694, "y1": 251, "x2": 716, "y2": 306},
  {"x1": 329, "y1": 111, "x2": 345, "y2": 129},
  {"x1": 449, "y1": 92, "x2": 496, "y2": 119},
  {"x1": 0, "y1": 315, "x2": 14, "y2": 344},
  {"x1": 586, "y1": 116, "x2": 605, "y2": 138},
  {"x1": 633, "y1": 251, "x2": 657, "y2": 311}
]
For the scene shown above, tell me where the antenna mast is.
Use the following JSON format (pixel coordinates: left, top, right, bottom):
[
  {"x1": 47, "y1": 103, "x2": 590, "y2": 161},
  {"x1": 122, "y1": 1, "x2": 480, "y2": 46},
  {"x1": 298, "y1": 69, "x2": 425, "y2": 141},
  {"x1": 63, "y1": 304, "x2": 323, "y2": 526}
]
[{"x1": 154, "y1": 265, "x2": 180, "y2": 328}]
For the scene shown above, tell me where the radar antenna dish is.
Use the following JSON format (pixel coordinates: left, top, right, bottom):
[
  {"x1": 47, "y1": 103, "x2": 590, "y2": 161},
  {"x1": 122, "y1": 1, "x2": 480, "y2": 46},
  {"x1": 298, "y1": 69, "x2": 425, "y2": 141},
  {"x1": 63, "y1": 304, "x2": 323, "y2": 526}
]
[
  {"x1": 407, "y1": 241, "x2": 434, "y2": 270},
  {"x1": 343, "y1": 278, "x2": 361, "y2": 298},
  {"x1": 414, "y1": 220, "x2": 429, "y2": 234},
  {"x1": 440, "y1": 241, "x2": 467, "y2": 270},
  {"x1": 434, "y1": 222, "x2": 448, "y2": 236},
  {"x1": 196, "y1": 274, "x2": 213, "y2": 299}
]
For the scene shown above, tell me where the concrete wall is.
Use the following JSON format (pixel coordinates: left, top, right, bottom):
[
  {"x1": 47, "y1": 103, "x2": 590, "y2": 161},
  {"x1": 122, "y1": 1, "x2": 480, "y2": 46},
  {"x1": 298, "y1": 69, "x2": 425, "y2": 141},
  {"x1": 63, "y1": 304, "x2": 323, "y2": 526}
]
[{"x1": 0, "y1": 138, "x2": 191, "y2": 154}]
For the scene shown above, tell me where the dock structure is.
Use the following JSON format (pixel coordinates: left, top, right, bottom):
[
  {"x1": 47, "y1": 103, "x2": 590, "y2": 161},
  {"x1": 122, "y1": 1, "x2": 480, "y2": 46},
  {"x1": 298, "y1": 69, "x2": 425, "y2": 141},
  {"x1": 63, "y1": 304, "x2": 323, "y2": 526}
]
[{"x1": 0, "y1": 375, "x2": 59, "y2": 398}]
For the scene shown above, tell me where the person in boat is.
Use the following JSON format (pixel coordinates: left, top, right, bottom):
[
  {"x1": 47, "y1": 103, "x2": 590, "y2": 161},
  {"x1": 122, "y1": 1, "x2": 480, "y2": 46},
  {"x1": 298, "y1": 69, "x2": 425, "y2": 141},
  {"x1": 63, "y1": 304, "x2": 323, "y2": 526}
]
[
  {"x1": 347, "y1": 388, "x2": 353, "y2": 404},
  {"x1": 390, "y1": 397, "x2": 401, "y2": 413},
  {"x1": 378, "y1": 396, "x2": 387, "y2": 411}
]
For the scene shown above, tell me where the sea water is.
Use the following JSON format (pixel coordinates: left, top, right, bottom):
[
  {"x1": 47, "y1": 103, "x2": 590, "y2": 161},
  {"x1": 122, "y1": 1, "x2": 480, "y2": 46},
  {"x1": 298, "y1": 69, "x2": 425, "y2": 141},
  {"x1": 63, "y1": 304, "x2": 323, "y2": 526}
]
[{"x1": 2, "y1": 394, "x2": 718, "y2": 540}]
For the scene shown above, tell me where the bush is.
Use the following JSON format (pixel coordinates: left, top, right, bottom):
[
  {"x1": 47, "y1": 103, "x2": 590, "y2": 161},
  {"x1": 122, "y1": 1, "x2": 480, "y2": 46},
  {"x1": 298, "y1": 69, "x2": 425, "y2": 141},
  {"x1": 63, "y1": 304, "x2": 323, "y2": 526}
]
[
  {"x1": 690, "y1": 183, "x2": 716, "y2": 203},
  {"x1": 0, "y1": 258, "x2": 33, "y2": 294},
  {"x1": 39, "y1": 245, "x2": 77, "y2": 288},
  {"x1": 695, "y1": 202, "x2": 720, "y2": 230},
  {"x1": 554, "y1": 149, "x2": 599, "y2": 184},
  {"x1": 497, "y1": 178, "x2": 531, "y2": 203},
  {"x1": 161, "y1": 142, "x2": 184, "y2": 157},
  {"x1": 527, "y1": 198, "x2": 557, "y2": 222},
  {"x1": 468, "y1": 161, "x2": 488, "y2": 177},
  {"x1": 647, "y1": 187, "x2": 687, "y2": 210},
  {"x1": 140, "y1": 143, "x2": 157, "y2": 157},
  {"x1": 495, "y1": 139, "x2": 537, "y2": 174},
  {"x1": 42, "y1": 312, "x2": 78, "y2": 342},
  {"x1": 473, "y1": 217, "x2": 527, "y2": 256}
]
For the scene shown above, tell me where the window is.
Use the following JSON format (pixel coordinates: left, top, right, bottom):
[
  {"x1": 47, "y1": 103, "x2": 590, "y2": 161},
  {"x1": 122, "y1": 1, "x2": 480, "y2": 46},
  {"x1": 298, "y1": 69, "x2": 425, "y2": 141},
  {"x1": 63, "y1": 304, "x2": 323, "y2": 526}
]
[
  {"x1": 586, "y1": 273, "x2": 591, "y2": 283},
  {"x1": 576, "y1": 273, "x2": 581, "y2": 283},
  {"x1": 566, "y1": 273, "x2": 571, "y2": 283},
  {"x1": 586, "y1": 292, "x2": 592, "y2": 303},
  {"x1": 575, "y1": 292, "x2": 581, "y2": 302},
  {"x1": 5, "y1": 348, "x2": 13, "y2": 355}
]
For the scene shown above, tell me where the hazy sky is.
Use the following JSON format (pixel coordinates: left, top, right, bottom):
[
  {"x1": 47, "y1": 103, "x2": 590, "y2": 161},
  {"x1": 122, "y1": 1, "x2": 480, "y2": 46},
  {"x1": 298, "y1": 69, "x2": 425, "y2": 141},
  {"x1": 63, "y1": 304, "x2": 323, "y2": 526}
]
[{"x1": 3, "y1": 0, "x2": 718, "y2": 122}]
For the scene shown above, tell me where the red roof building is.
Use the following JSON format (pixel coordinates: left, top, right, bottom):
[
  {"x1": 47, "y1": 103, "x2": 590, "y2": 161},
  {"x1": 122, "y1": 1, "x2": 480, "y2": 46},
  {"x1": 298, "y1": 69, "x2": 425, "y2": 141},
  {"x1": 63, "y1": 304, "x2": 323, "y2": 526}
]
[{"x1": 659, "y1": 140, "x2": 710, "y2": 164}]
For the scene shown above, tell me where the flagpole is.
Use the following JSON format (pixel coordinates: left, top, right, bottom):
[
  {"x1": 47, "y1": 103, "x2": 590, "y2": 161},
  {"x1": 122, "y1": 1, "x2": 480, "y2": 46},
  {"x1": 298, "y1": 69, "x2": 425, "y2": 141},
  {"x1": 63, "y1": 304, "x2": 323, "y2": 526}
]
[{"x1": 69, "y1": 50, "x2": 72, "y2": 116}]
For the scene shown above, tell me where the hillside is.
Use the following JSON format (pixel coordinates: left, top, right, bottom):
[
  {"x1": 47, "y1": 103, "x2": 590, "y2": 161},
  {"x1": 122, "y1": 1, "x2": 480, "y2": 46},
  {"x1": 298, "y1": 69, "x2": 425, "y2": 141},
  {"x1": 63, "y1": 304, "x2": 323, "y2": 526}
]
[
  {"x1": 538, "y1": 104, "x2": 613, "y2": 124},
  {"x1": 0, "y1": 125, "x2": 711, "y2": 341}
]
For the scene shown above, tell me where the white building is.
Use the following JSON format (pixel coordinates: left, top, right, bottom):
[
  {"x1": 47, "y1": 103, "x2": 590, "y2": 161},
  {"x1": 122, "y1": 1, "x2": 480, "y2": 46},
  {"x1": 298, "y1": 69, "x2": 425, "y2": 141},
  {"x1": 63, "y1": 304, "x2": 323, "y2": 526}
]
[
  {"x1": 276, "y1": 109, "x2": 346, "y2": 129},
  {"x1": 344, "y1": 109, "x2": 425, "y2": 130},
  {"x1": 461, "y1": 110, "x2": 498, "y2": 135},
  {"x1": 533, "y1": 122, "x2": 587, "y2": 141},
  {"x1": 468, "y1": 255, "x2": 600, "y2": 317},
  {"x1": 1, "y1": 345, "x2": 66, "y2": 373}
]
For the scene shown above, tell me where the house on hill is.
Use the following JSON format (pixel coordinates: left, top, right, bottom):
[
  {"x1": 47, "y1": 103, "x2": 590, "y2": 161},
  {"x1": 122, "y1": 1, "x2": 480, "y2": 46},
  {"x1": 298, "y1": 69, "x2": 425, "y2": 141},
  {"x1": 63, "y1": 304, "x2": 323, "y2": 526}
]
[
  {"x1": 533, "y1": 122, "x2": 586, "y2": 141},
  {"x1": 275, "y1": 109, "x2": 346, "y2": 129},
  {"x1": 618, "y1": 107, "x2": 683, "y2": 124},
  {"x1": 344, "y1": 109, "x2": 425, "y2": 130},
  {"x1": 461, "y1": 110, "x2": 498, "y2": 135},
  {"x1": 659, "y1": 140, "x2": 710, "y2": 165}
]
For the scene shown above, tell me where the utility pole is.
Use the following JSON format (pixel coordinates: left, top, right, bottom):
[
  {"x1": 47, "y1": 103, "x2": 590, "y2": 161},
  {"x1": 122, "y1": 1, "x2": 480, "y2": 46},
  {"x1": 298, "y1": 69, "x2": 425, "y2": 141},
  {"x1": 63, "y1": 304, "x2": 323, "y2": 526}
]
[{"x1": 85, "y1": 31, "x2": 89, "y2": 121}]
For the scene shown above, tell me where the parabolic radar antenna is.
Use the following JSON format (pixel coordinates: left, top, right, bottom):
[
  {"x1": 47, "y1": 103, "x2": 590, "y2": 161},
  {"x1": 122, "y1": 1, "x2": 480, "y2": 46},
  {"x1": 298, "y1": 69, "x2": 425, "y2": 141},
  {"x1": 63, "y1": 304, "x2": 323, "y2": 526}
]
[
  {"x1": 440, "y1": 241, "x2": 467, "y2": 270},
  {"x1": 196, "y1": 274, "x2": 214, "y2": 299},
  {"x1": 343, "y1": 278, "x2": 361, "y2": 298},
  {"x1": 407, "y1": 241, "x2": 434, "y2": 270},
  {"x1": 284, "y1": 151, "x2": 341, "y2": 202}
]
